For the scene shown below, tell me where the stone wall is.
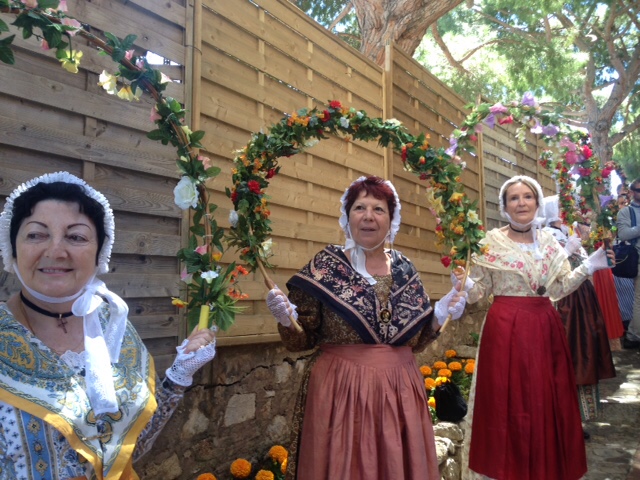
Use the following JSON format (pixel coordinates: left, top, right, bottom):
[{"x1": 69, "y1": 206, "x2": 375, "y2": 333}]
[{"x1": 136, "y1": 299, "x2": 490, "y2": 479}]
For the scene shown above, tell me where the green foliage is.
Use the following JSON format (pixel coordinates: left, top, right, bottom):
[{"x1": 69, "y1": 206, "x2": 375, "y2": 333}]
[
  {"x1": 291, "y1": 0, "x2": 360, "y2": 49},
  {"x1": 614, "y1": 132, "x2": 640, "y2": 181}
]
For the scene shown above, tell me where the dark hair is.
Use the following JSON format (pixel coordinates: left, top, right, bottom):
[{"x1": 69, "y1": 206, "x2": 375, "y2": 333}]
[
  {"x1": 343, "y1": 176, "x2": 397, "y2": 222},
  {"x1": 10, "y1": 182, "x2": 106, "y2": 264},
  {"x1": 631, "y1": 178, "x2": 640, "y2": 191}
]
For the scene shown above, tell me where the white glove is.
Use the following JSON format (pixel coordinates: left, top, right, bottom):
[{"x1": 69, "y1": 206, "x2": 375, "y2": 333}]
[
  {"x1": 165, "y1": 337, "x2": 216, "y2": 387},
  {"x1": 266, "y1": 287, "x2": 298, "y2": 327},
  {"x1": 584, "y1": 247, "x2": 610, "y2": 275},
  {"x1": 434, "y1": 287, "x2": 468, "y2": 326},
  {"x1": 564, "y1": 234, "x2": 582, "y2": 256},
  {"x1": 450, "y1": 272, "x2": 474, "y2": 292}
]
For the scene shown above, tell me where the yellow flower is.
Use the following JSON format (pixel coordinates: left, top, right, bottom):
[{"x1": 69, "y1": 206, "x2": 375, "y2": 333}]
[
  {"x1": 465, "y1": 362, "x2": 475, "y2": 374},
  {"x1": 449, "y1": 192, "x2": 464, "y2": 204},
  {"x1": 98, "y1": 70, "x2": 118, "y2": 94},
  {"x1": 171, "y1": 297, "x2": 187, "y2": 308},
  {"x1": 428, "y1": 396, "x2": 436, "y2": 408},
  {"x1": 419, "y1": 365, "x2": 432, "y2": 377},
  {"x1": 445, "y1": 349, "x2": 457, "y2": 358},
  {"x1": 255, "y1": 470, "x2": 274, "y2": 480},
  {"x1": 268, "y1": 445, "x2": 288, "y2": 464},
  {"x1": 197, "y1": 474, "x2": 217, "y2": 480},
  {"x1": 453, "y1": 225, "x2": 465, "y2": 235},
  {"x1": 117, "y1": 85, "x2": 142, "y2": 102},
  {"x1": 448, "y1": 362, "x2": 462, "y2": 372},
  {"x1": 425, "y1": 377, "x2": 436, "y2": 391},
  {"x1": 433, "y1": 361, "x2": 447, "y2": 370},
  {"x1": 435, "y1": 376, "x2": 451, "y2": 386},
  {"x1": 281, "y1": 458, "x2": 288, "y2": 474},
  {"x1": 59, "y1": 49, "x2": 83, "y2": 73},
  {"x1": 230, "y1": 458, "x2": 252, "y2": 479},
  {"x1": 480, "y1": 245, "x2": 490, "y2": 255},
  {"x1": 212, "y1": 251, "x2": 223, "y2": 262},
  {"x1": 437, "y1": 368, "x2": 452, "y2": 378}
]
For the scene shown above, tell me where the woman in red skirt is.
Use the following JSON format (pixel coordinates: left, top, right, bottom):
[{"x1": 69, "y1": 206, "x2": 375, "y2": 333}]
[{"x1": 457, "y1": 175, "x2": 615, "y2": 480}]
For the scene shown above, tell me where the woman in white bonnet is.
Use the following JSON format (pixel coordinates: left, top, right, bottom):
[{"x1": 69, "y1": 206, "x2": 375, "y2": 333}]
[
  {"x1": 265, "y1": 175, "x2": 467, "y2": 480},
  {"x1": 455, "y1": 175, "x2": 614, "y2": 480},
  {"x1": 542, "y1": 195, "x2": 615, "y2": 439},
  {"x1": 0, "y1": 172, "x2": 217, "y2": 479}
]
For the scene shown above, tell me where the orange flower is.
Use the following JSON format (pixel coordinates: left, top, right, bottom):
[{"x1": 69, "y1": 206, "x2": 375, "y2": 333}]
[
  {"x1": 197, "y1": 474, "x2": 217, "y2": 480},
  {"x1": 230, "y1": 458, "x2": 252, "y2": 479},
  {"x1": 465, "y1": 362, "x2": 475, "y2": 374},
  {"x1": 171, "y1": 297, "x2": 187, "y2": 308},
  {"x1": 281, "y1": 458, "x2": 288, "y2": 474},
  {"x1": 433, "y1": 361, "x2": 447, "y2": 370},
  {"x1": 437, "y1": 368, "x2": 452, "y2": 378},
  {"x1": 448, "y1": 361, "x2": 462, "y2": 372},
  {"x1": 255, "y1": 470, "x2": 274, "y2": 480},
  {"x1": 425, "y1": 377, "x2": 436, "y2": 391},
  {"x1": 268, "y1": 445, "x2": 288, "y2": 464},
  {"x1": 428, "y1": 396, "x2": 436, "y2": 408},
  {"x1": 419, "y1": 365, "x2": 432, "y2": 377},
  {"x1": 445, "y1": 349, "x2": 457, "y2": 358},
  {"x1": 236, "y1": 265, "x2": 249, "y2": 275}
]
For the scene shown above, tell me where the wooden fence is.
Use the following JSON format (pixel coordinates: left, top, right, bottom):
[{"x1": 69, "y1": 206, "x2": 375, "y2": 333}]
[{"x1": 0, "y1": 0, "x2": 554, "y2": 362}]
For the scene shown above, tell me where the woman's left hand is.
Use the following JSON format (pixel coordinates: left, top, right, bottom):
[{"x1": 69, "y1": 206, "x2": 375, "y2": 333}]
[
  {"x1": 165, "y1": 326, "x2": 217, "y2": 387},
  {"x1": 183, "y1": 325, "x2": 216, "y2": 354}
]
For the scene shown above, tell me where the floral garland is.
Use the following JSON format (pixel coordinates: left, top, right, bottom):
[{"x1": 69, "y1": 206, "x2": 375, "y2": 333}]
[
  {"x1": 449, "y1": 93, "x2": 619, "y2": 250},
  {"x1": 227, "y1": 100, "x2": 487, "y2": 275},
  {"x1": 1, "y1": 0, "x2": 243, "y2": 330}
]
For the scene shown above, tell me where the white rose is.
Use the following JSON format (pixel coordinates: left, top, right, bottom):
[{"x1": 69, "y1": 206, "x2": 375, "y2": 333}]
[
  {"x1": 229, "y1": 210, "x2": 239, "y2": 228},
  {"x1": 174, "y1": 176, "x2": 199, "y2": 210}
]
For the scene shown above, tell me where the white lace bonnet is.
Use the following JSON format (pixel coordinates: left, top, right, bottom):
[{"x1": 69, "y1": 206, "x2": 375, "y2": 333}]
[{"x1": 0, "y1": 171, "x2": 127, "y2": 415}]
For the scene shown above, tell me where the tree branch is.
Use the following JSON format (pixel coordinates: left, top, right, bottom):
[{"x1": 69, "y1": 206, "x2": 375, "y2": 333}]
[
  {"x1": 430, "y1": 23, "x2": 468, "y2": 75},
  {"x1": 328, "y1": 1, "x2": 353, "y2": 31}
]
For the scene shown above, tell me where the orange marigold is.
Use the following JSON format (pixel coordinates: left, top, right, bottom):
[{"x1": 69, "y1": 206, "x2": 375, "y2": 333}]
[
  {"x1": 437, "y1": 368, "x2": 452, "y2": 378},
  {"x1": 425, "y1": 377, "x2": 436, "y2": 391},
  {"x1": 255, "y1": 470, "x2": 274, "y2": 480},
  {"x1": 230, "y1": 458, "x2": 252, "y2": 479},
  {"x1": 197, "y1": 474, "x2": 217, "y2": 480},
  {"x1": 268, "y1": 445, "x2": 288, "y2": 464},
  {"x1": 465, "y1": 362, "x2": 475, "y2": 374},
  {"x1": 281, "y1": 458, "x2": 288, "y2": 474},
  {"x1": 448, "y1": 362, "x2": 462, "y2": 371},
  {"x1": 445, "y1": 349, "x2": 457, "y2": 358},
  {"x1": 428, "y1": 396, "x2": 436, "y2": 408},
  {"x1": 419, "y1": 365, "x2": 432, "y2": 377},
  {"x1": 433, "y1": 361, "x2": 447, "y2": 370}
]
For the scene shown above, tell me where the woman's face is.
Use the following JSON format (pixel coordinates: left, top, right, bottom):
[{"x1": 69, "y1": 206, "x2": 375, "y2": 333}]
[
  {"x1": 15, "y1": 200, "x2": 99, "y2": 298},
  {"x1": 504, "y1": 182, "x2": 538, "y2": 225},
  {"x1": 348, "y1": 190, "x2": 391, "y2": 250}
]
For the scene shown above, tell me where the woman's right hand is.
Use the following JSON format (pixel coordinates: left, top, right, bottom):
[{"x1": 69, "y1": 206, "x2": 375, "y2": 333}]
[{"x1": 266, "y1": 287, "x2": 298, "y2": 328}]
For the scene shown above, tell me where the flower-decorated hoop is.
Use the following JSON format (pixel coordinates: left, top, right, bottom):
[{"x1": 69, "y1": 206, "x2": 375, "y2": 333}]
[{"x1": 226, "y1": 100, "x2": 487, "y2": 331}]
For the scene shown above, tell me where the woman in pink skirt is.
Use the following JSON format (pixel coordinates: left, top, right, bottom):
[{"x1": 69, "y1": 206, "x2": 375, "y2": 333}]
[{"x1": 266, "y1": 176, "x2": 467, "y2": 480}]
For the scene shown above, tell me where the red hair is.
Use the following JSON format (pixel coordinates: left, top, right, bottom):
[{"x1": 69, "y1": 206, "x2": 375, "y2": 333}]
[{"x1": 343, "y1": 176, "x2": 397, "y2": 222}]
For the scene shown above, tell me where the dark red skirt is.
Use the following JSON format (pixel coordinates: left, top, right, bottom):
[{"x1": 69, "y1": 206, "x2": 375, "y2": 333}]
[
  {"x1": 556, "y1": 280, "x2": 616, "y2": 385},
  {"x1": 469, "y1": 296, "x2": 587, "y2": 480}
]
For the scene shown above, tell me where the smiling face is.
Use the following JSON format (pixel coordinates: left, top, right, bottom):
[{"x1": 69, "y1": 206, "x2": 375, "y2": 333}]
[
  {"x1": 504, "y1": 181, "x2": 538, "y2": 225},
  {"x1": 348, "y1": 190, "x2": 391, "y2": 251},
  {"x1": 15, "y1": 200, "x2": 99, "y2": 299}
]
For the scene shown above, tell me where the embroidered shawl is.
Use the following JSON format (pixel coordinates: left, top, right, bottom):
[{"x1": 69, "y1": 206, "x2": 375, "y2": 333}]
[
  {"x1": 0, "y1": 304, "x2": 156, "y2": 480},
  {"x1": 287, "y1": 245, "x2": 433, "y2": 345},
  {"x1": 468, "y1": 228, "x2": 588, "y2": 303}
]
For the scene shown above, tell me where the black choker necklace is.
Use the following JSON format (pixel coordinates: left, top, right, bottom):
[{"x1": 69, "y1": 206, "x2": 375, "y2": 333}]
[
  {"x1": 20, "y1": 292, "x2": 73, "y2": 333},
  {"x1": 509, "y1": 225, "x2": 532, "y2": 234}
]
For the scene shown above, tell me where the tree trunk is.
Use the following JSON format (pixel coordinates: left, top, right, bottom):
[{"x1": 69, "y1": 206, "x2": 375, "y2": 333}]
[{"x1": 352, "y1": 0, "x2": 463, "y2": 65}]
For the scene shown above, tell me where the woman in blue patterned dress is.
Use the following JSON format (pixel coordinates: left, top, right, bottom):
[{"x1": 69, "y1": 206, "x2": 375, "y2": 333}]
[{"x1": 0, "y1": 172, "x2": 216, "y2": 479}]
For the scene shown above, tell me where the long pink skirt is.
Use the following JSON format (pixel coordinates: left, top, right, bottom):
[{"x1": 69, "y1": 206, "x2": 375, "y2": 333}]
[
  {"x1": 297, "y1": 344, "x2": 439, "y2": 480},
  {"x1": 469, "y1": 296, "x2": 587, "y2": 480}
]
